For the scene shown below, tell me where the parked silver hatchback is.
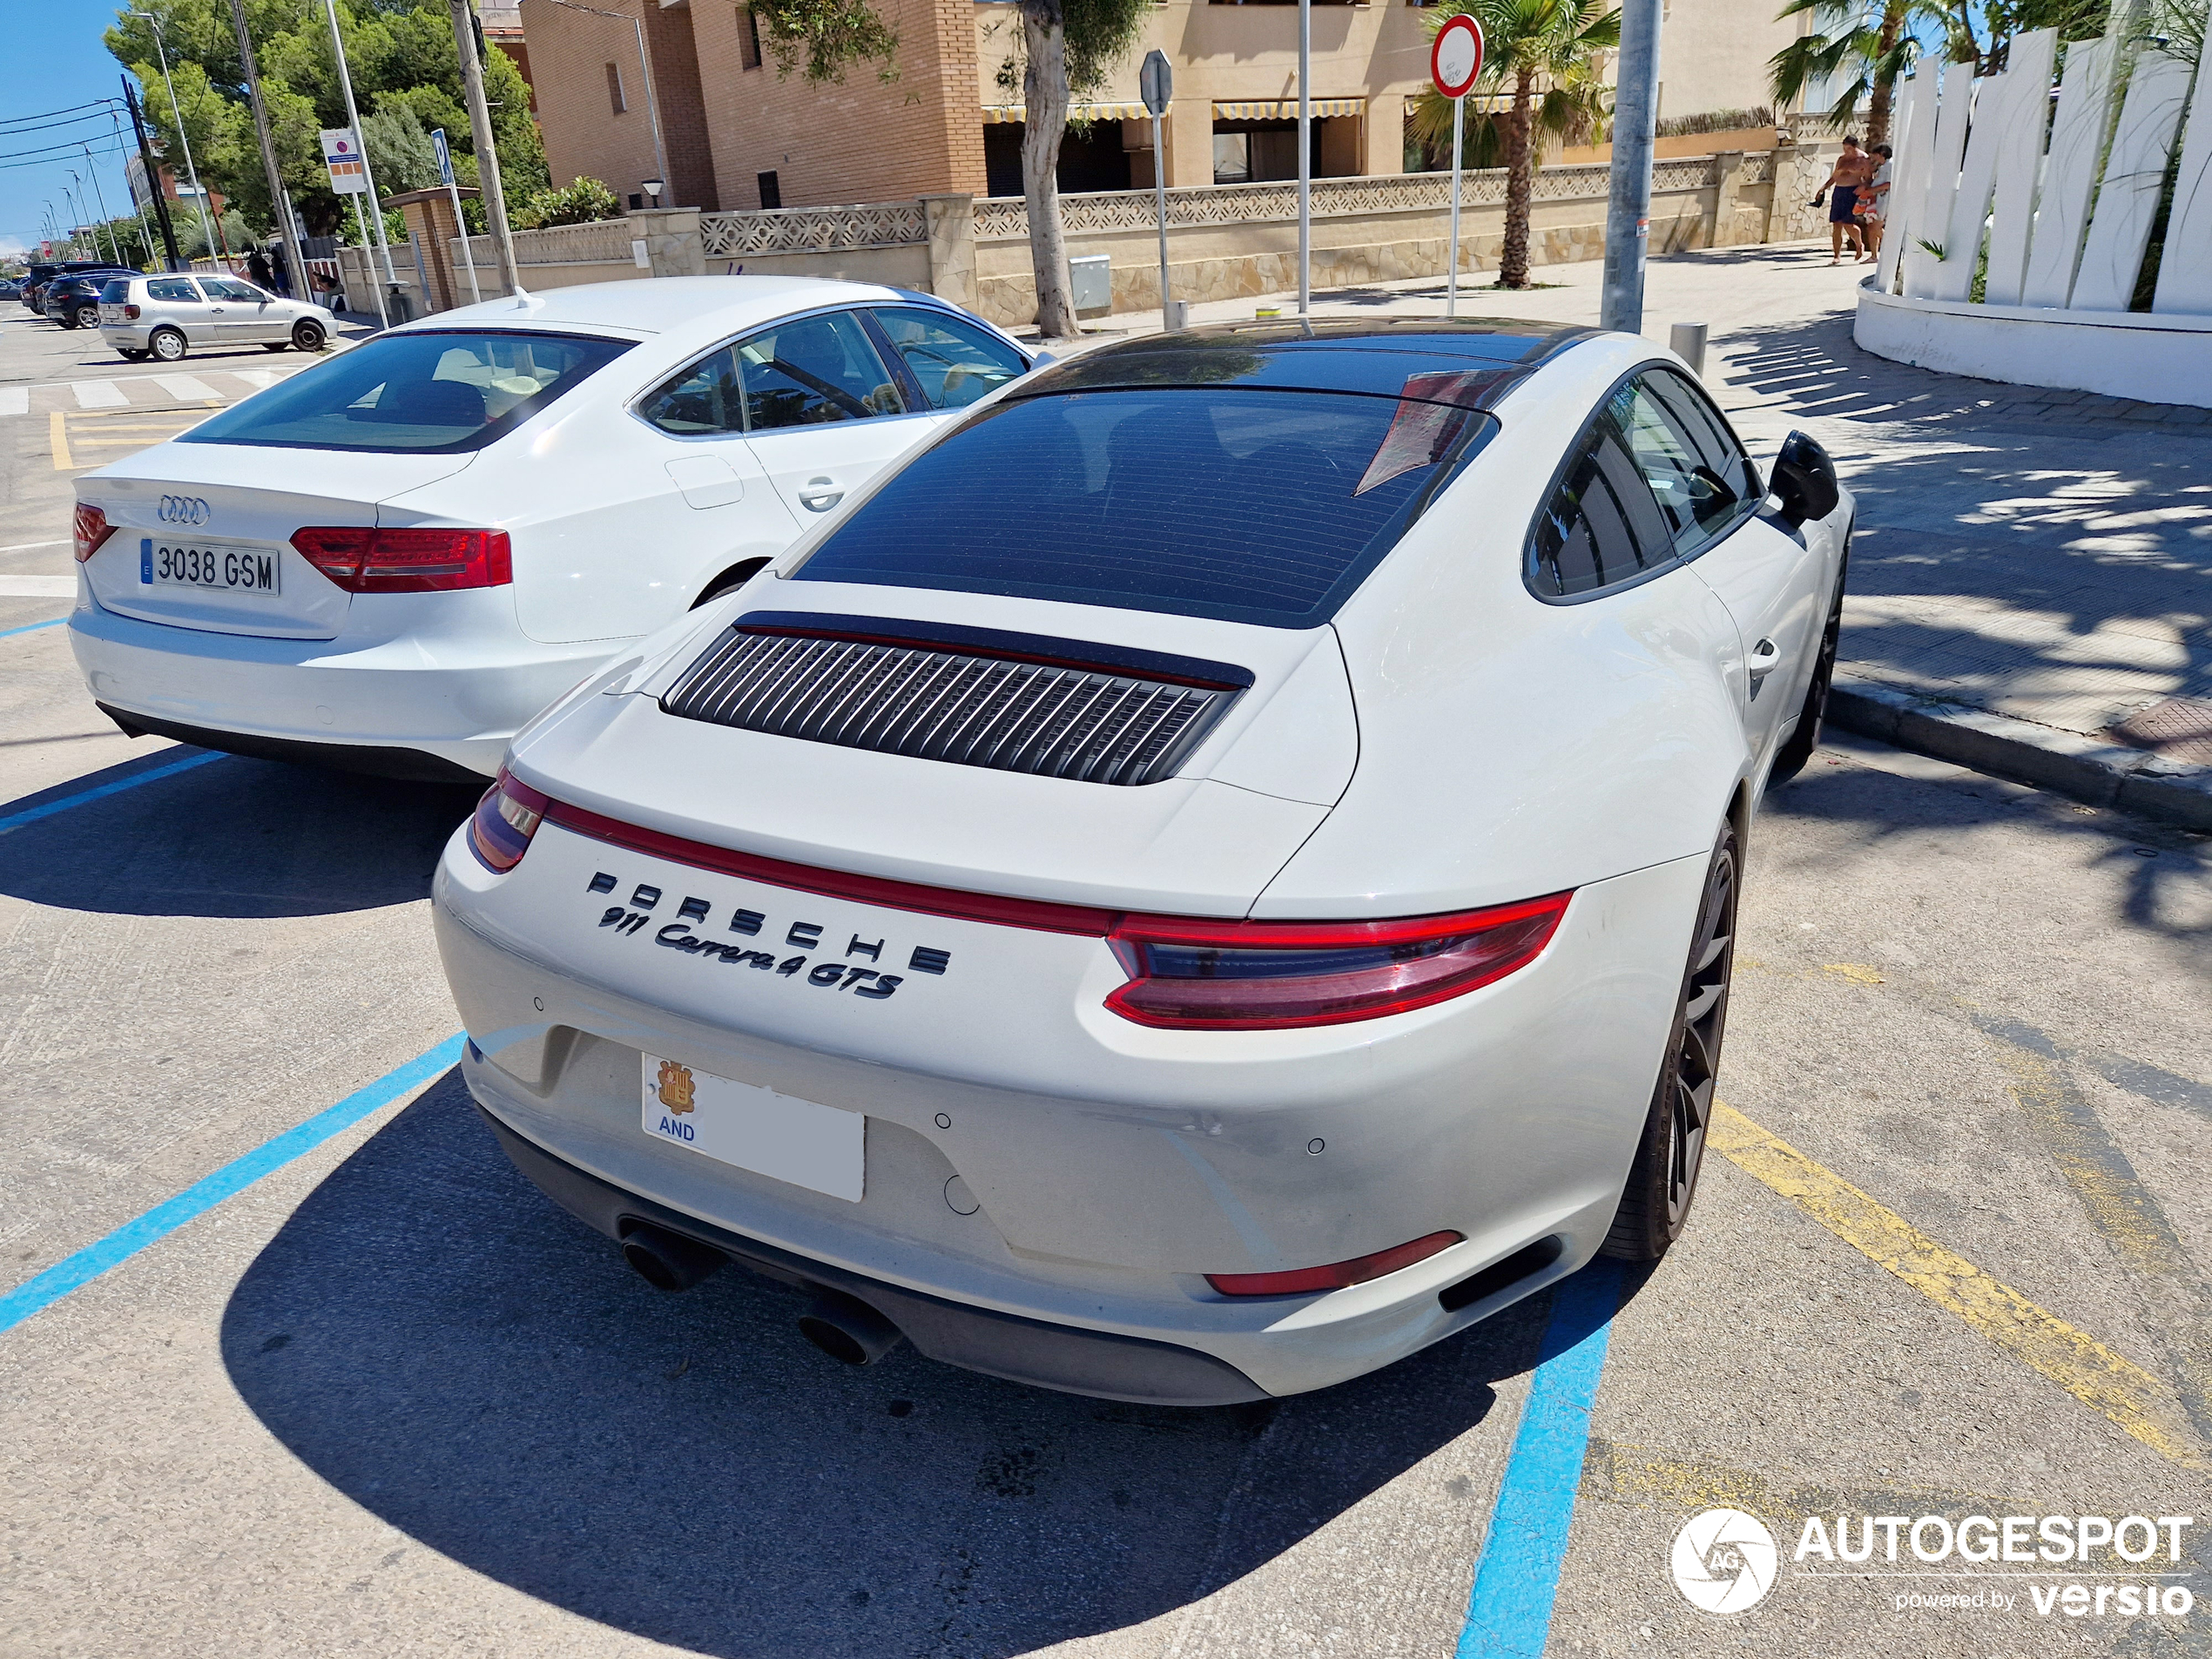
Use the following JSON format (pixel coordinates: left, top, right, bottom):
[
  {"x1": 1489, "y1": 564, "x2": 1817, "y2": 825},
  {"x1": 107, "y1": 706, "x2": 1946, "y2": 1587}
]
[{"x1": 98, "y1": 274, "x2": 332, "y2": 363}]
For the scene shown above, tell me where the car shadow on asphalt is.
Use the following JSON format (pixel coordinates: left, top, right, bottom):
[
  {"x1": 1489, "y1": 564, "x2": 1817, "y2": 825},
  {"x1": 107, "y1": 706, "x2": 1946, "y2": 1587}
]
[
  {"x1": 219, "y1": 1075, "x2": 1561, "y2": 1657},
  {"x1": 0, "y1": 749, "x2": 478, "y2": 917}
]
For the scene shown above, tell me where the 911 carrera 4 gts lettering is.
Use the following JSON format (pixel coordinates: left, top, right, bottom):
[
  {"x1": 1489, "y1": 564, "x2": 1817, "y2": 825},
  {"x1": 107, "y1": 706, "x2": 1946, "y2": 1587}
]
[{"x1": 587, "y1": 869, "x2": 948, "y2": 997}]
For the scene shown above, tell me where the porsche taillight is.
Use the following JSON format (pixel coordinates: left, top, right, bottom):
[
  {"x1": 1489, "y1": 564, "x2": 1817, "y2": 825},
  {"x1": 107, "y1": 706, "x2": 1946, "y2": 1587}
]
[
  {"x1": 292, "y1": 526, "x2": 512, "y2": 593},
  {"x1": 467, "y1": 768, "x2": 550, "y2": 872},
  {"x1": 1104, "y1": 894, "x2": 1571, "y2": 1030},
  {"x1": 73, "y1": 503, "x2": 115, "y2": 563}
]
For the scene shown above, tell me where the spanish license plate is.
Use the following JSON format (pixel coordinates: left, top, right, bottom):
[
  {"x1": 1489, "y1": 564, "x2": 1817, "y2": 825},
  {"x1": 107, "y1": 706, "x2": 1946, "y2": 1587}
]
[
  {"x1": 140, "y1": 536, "x2": 281, "y2": 595},
  {"x1": 641, "y1": 1054, "x2": 863, "y2": 1202},
  {"x1": 99, "y1": 305, "x2": 125, "y2": 324}
]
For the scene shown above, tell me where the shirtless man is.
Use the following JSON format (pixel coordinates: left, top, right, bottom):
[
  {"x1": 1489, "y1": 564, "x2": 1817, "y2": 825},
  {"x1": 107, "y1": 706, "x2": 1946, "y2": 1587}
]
[{"x1": 1821, "y1": 136, "x2": 1874, "y2": 265}]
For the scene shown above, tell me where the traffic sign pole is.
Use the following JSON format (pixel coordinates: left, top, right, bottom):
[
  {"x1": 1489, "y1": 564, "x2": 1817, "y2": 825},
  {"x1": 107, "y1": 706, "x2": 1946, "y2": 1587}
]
[
  {"x1": 1430, "y1": 15, "x2": 1484, "y2": 322},
  {"x1": 1448, "y1": 96, "x2": 1463, "y2": 318},
  {"x1": 433, "y1": 128, "x2": 483, "y2": 306},
  {"x1": 1141, "y1": 51, "x2": 1178, "y2": 329}
]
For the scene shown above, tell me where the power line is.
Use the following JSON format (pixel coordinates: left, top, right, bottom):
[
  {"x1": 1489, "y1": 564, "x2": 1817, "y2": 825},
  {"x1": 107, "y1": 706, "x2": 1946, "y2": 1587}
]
[{"x1": 0, "y1": 99, "x2": 119, "y2": 127}]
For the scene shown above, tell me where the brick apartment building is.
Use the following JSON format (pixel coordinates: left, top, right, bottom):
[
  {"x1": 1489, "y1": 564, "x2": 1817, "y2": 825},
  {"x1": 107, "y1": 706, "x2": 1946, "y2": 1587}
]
[{"x1": 520, "y1": 0, "x2": 1811, "y2": 213}]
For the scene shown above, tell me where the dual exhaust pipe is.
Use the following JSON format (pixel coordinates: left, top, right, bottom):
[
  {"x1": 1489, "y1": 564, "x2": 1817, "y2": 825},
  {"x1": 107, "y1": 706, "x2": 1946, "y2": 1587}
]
[{"x1": 618, "y1": 1221, "x2": 904, "y2": 1367}]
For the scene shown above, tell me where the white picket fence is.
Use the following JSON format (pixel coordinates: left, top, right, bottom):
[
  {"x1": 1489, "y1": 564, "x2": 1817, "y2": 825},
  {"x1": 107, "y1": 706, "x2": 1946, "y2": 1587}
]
[{"x1": 1879, "y1": 28, "x2": 2212, "y2": 316}]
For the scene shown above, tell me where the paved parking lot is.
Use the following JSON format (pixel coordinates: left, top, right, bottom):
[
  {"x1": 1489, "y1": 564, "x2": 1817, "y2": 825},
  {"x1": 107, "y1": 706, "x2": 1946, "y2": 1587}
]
[{"x1": 2, "y1": 281, "x2": 2209, "y2": 1658}]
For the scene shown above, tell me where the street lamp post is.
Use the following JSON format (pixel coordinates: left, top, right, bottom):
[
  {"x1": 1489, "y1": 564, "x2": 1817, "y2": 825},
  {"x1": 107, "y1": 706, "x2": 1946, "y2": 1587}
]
[
  {"x1": 549, "y1": 0, "x2": 671, "y2": 214},
  {"x1": 132, "y1": 11, "x2": 220, "y2": 263}
]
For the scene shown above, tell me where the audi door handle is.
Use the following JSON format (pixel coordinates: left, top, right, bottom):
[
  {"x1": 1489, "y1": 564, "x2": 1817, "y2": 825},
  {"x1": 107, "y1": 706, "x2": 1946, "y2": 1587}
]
[{"x1": 799, "y1": 476, "x2": 843, "y2": 513}]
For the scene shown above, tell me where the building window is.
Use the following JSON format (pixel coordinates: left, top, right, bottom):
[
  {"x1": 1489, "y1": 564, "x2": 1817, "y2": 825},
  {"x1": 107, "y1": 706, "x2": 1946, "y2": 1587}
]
[
  {"x1": 738, "y1": 7, "x2": 763, "y2": 70},
  {"x1": 605, "y1": 62, "x2": 627, "y2": 115},
  {"x1": 758, "y1": 170, "x2": 781, "y2": 209}
]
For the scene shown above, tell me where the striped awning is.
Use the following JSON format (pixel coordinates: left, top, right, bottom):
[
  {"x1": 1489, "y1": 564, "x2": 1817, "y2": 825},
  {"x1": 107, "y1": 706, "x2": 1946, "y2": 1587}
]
[
  {"x1": 1212, "y1": 98, "x2": 1366, "y2": 121},
  {"x1": 982, "y1": 101, "x2": 1156, "y2": 124}
]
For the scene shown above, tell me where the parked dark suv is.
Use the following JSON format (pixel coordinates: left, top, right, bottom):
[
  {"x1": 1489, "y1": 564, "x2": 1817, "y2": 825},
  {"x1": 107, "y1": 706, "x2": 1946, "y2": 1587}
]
[
  {"x1": 42, "y1": 269, "x2": 141, "y2": 329},
  {"x1": 22, "y1": 260, "x2": 124, "y2": 315}
]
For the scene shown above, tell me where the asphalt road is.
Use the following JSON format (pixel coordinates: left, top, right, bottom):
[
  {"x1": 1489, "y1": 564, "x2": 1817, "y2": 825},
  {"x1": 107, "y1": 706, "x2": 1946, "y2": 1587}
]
[{"x1": 1, "y1": 285, "x2": 2209, "y2": 1659}]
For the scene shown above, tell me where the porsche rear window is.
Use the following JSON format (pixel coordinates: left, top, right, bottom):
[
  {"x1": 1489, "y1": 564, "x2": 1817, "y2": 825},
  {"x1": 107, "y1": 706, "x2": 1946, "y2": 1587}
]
[
  {"x1": 791, "y1": 387, "x2": 1493, "y2": 628},
  {"x1": 179, "y1": 329, "x2": 632, "y2": 453}
]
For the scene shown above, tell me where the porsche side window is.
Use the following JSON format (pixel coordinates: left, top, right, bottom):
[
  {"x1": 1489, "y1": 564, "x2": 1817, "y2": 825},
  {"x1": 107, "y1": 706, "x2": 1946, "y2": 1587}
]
[
  {"x1": 1642, "y1": 368, "x2": 1762, "y2": 507},
  {"x1": 1608, "y1": 379, "x2": 1743, "y2": 558},
  {"x1": 639, "y1": 346, "x2": 745, "y2": 435},
  {"x1": 737, "y1": 312, "x2": 906, "y2": 430},
  {"x1": 1530, "y1": 418, "x2": 1676, "y2": 598}
]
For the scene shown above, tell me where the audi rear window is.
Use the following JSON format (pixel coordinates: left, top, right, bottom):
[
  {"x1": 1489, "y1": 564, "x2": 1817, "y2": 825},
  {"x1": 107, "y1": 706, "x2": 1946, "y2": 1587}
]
[
  {"x1": 791, "y1": 387, "x2": 1494, "y2": 628},
  {"x1": 179, "y1": 329, "x2": 632, "y2": 454}
]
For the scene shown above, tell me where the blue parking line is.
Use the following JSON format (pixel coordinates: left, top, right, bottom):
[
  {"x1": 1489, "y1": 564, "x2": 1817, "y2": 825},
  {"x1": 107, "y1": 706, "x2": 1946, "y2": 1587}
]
[
  {"x1": 1456, "y1": 1259, "x2": 1624, "y2": 1658},
  {"x1": 0, "y1": 1035, "x2": 464, "y2": 1337},
  {"x1": 0, "y1": 618, "x2": 64, "y2": 640},
  {"x1": 0, "y1": 750, "x2": 226, "y2": 834}
]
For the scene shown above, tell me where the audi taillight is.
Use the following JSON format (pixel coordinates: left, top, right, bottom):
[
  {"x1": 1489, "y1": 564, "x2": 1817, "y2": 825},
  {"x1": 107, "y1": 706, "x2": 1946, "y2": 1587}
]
[
  {"x1": 467, "y1": 768, "x2": 550, "y2": 872},
  {"x1": 291, "y1": 526, "x2": 512, "y2": 593},
  {"x1": 1207, "y1": 1231, "x2": 1465, "y2": 1297},
  {"x1": 1105, "y1": 893, "x2": 1571, "y2": 1030},
  {"x1": 73, "y1": 503, "x2": 115, "y2": 563}
]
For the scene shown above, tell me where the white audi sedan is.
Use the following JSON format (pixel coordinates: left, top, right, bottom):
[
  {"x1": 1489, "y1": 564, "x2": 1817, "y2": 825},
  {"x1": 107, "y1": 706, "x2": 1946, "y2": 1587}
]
[
  {"x1": 434, "y1": 319, "x2": 1851, "y2": 1404},
  {"x1": 67, "y1": 277, "x2": 1035, "y2": 779}
]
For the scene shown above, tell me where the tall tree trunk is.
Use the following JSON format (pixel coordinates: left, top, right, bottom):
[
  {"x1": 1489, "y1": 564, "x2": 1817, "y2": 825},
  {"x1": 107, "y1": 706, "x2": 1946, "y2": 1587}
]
[
  {"x1": 1865, "y1": 0, "x2": 1906, "y2": 147},
  {"x1": 1020, "y1": 0, "x2": 1079, "y2": 341},
  {"x1": 1500, "y1": 70, "x2": 1536, "y2": 288}
]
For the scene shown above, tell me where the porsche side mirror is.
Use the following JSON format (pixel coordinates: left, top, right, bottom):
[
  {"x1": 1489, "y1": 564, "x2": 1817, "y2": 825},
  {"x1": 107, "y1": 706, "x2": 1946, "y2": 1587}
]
[{"x1": 1770, "y1": 430, "x2": 1839, "y2": 528}]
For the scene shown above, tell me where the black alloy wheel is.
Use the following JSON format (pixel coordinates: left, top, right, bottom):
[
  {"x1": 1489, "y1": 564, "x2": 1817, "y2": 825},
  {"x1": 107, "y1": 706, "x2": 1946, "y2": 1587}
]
[
  {"x1": 1602, "y1": 820, "x2": 1739, "y2": 1261},
  {"x1": 1768, "y1": 555, "x2": 1848, "y2": 786}
]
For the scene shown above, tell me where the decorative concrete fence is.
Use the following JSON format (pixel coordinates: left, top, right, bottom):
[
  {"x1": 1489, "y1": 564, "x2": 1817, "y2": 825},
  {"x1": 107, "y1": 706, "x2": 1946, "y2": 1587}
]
[
  {"x1": 1856, "y1": 28, "x2": 2212, "y2": 408},
  {"x1": 332, "y1": 146, "x2": 1841, "y2": 329}
]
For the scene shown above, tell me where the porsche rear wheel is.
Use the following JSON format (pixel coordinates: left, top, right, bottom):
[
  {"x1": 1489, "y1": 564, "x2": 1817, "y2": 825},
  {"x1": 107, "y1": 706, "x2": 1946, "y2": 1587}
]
[{"x1": 1601, "y1": 821, "x2": 1738, "y2": 1261}]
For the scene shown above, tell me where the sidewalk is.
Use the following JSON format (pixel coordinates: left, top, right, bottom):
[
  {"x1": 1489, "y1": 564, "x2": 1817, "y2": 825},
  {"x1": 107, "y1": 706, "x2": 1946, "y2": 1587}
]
[{"x1": 1092, "y1": 245, "x2": 2212, "y2": 830}]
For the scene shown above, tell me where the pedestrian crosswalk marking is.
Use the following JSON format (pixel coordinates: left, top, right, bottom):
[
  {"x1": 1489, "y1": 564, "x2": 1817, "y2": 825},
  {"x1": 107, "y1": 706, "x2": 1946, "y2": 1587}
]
[
  {"x1": 231, "y1": 368, "x2": 280, "y2": 391},
  {"x1": 153, "y1": 375, "x2": 219, "y2": 403},
  {"x1": 70, "y1": 381, "x2": 129, "y2": 409},
  {"x1": 0, "y1": 388, "x2": 26, "y2": 418}
]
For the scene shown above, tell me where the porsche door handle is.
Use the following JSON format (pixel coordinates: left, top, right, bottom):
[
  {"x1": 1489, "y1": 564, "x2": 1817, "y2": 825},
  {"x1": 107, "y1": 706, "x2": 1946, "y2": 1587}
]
[
  {"x1": 1746, "y1": 637, "x2": 1782, "y2": 698},
  {"x1": 799, "y1": 476, "x2": 844, "y2": 513}
]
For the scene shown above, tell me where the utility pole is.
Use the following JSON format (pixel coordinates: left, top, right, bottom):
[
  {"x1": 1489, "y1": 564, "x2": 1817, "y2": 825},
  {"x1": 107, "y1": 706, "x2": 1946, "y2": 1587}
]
[
  {"x1": 132, "y1": 14, "x2": 219, "y2": 262},
  {"x1": 1297, "y1": 0, "x2": 1311, "y2": 319},
  {"x1": 1599, "y1": 0, "x2": 1663, "y2": 334},
  {"x1": 123, "y1": 77, "x2": 184, "y2": 271},
  {"x1": 76, "y1": 164, "x2": 125, "y2": 266},
  {"x1": 226, "y1": 0, "x2": 311, "y2": 289},
  {"x1": 448, "y1": 0, "x2": 522, "y2": 295}
]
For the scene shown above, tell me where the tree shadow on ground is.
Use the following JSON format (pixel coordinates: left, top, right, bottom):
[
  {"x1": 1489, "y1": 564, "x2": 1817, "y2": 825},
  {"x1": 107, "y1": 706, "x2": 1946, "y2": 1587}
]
[
  {"x1": 0, "y1": 750, "x2": 478, "y2": 918},
  {"x1": 219, "y1": 1078, "x2": 1595, "y2": 1658}
]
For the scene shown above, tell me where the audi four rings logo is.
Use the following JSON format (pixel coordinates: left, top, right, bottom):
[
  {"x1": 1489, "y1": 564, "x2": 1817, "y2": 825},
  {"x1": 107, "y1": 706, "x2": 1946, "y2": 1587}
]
[{"x1": 158, "y1": 496, "x2": 211, "y2": 527}]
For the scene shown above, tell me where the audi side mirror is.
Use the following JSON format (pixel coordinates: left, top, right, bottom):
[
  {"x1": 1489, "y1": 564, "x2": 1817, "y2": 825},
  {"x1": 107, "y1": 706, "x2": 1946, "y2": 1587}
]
[{"x1": 1770, "y1": 430, "x2": 1839, "y2": 528}]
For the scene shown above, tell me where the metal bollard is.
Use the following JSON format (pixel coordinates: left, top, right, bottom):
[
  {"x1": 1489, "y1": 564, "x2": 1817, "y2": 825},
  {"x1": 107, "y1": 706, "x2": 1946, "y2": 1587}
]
[
  {"x1": 1164, "y1": 299, "x2": 1190, "y2": 332},
  {"x1": 1669, "y1": 321, "x2": 1709, "y2": 378}
]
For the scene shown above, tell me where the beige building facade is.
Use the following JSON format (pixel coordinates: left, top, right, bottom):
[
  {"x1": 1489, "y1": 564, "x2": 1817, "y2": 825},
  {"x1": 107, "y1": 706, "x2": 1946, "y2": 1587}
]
[{"x1": 522, "y1": 0, "x2": 1812, "y2": 212}]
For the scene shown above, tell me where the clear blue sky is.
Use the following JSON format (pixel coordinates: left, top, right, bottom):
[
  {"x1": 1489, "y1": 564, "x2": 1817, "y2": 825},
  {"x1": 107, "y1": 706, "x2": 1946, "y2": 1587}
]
[{"x1": 1, "y1": 0, "x2": 152, "y2": 262}]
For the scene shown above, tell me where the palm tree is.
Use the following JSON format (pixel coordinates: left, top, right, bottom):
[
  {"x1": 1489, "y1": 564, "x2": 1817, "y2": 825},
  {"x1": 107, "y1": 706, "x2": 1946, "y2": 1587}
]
[
  {"x1": 1768, "y1": 0, "x2": 1925, "y2": 147},
  {"x1": 1413, "y1": 0, "x2": 1622, "y2": 291}
]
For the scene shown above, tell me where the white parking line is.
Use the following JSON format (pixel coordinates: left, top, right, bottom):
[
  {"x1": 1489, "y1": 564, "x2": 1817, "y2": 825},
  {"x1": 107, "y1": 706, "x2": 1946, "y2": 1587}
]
[
  {"x1": 0, "y1": 540, "x2": 67, "y2": 553},
  {"x1": 0, "y1": 576, "x2": 76, "y2": 597},
  {"x1": 153, "y1": 374, "x2": 219, "y2": 402},
  {"x1": 71, "y1": 381, "x2": 129, "y2": 409},
  {"x1": 0, "y1": 388, "x2": 27, "y2": 417}
]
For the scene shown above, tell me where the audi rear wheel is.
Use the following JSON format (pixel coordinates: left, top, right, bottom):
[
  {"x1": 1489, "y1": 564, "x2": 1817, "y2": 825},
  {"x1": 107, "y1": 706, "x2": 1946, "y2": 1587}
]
[{"x1": 1602, "y1": 819, "x2": 1738, "y2": 1261}]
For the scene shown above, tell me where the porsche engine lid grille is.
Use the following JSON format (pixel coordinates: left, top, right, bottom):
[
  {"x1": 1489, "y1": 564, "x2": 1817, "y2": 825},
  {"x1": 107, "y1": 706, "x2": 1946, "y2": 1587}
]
[{"x1": 660, "y1": 619, "x2": 1246, "y2": 786}]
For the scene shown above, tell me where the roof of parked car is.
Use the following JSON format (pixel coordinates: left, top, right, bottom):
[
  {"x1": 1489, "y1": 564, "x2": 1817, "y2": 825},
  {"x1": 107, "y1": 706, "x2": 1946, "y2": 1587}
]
[
  {"x1": 410, "y1": 275, "x2": 919, "y2": 340},
  {"x1": 1015, "y1": 317, "x2": 1602, "y2": 408}
]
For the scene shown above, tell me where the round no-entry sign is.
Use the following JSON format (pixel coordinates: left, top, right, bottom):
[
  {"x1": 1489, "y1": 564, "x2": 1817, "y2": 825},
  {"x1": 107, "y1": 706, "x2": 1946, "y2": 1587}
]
[{"x1": 1431, "y1": 14, "x2": 1485, "y2": 99}]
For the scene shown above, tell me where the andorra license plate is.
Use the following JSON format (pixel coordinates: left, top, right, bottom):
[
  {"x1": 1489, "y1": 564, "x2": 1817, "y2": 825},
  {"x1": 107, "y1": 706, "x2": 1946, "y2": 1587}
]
[
  {"x1": 140, "y1": 536, "x2": 281, "y2": 596},
  {"x1": 641, "y1": 1053, "x2": 864, "y2": 1202}
]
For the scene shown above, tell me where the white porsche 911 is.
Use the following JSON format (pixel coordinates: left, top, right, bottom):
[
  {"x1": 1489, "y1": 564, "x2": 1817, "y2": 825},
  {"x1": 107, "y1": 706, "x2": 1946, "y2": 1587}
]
[
  {"x1": 65, "y1": 277, "x2": 1034, "y2": 779},
  {"x1": 433, "y1": 318, "x2": 1851, "y2": 1404}
]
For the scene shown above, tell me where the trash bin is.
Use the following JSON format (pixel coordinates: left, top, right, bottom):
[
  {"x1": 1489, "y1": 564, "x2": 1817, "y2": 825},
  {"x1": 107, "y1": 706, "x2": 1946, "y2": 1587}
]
[{"x1": 1069, "y1": 254, "x2": 1111, "y2": 318}]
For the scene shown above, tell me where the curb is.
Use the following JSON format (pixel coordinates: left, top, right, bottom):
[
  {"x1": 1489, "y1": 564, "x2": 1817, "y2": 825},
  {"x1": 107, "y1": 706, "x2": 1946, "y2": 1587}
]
[{"x1": 1826, "y1": 676, "x2": 2212, "y2": 833}]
